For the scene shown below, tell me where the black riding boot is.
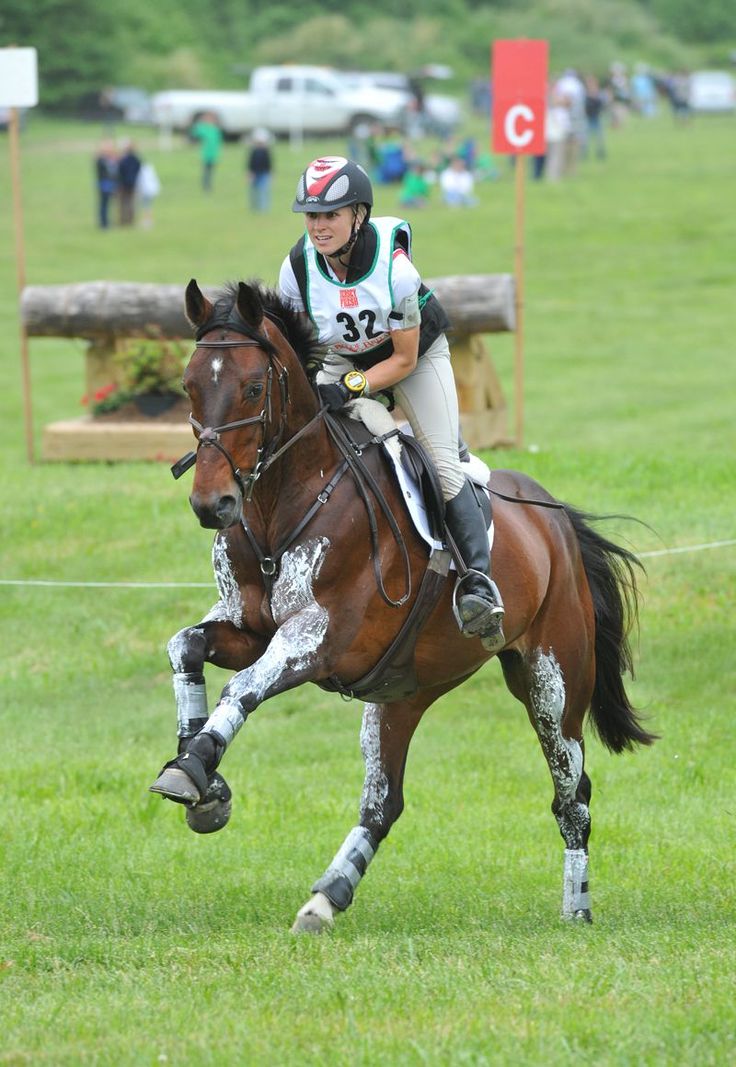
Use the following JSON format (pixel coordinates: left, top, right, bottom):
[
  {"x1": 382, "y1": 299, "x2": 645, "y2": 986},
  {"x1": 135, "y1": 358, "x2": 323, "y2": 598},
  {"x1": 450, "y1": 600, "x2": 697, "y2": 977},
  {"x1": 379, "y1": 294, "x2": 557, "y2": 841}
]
[{"x1": 445, "y1": 480, "x2": 505, "y2": 651}]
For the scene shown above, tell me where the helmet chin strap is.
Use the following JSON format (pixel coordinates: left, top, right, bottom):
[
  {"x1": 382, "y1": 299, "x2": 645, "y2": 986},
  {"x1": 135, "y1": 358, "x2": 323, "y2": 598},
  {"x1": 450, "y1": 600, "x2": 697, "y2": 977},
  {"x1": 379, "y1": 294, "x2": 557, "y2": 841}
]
[{"x1": 329, "y1": 205, "x2": 369, "y2": 267}]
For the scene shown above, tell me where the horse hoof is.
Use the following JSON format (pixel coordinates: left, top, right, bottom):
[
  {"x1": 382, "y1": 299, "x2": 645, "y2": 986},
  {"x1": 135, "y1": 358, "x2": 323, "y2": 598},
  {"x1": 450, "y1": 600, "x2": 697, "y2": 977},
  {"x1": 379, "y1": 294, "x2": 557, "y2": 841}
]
[
  {"x1": 563, "y1": 909, "x2": 593, "y2": 924},
  {"x1": 185, "y1": 796, "x2": 232, "y2": 834},
  {"x1": 291, "y1": 893, "x2": 335, "y2": 935},
  {"x1": 149, "y1": 767, "x2": 201, "y2": 805},
  {"x1": 291, "y1": 911, "x2": 333, "y2": 935}
]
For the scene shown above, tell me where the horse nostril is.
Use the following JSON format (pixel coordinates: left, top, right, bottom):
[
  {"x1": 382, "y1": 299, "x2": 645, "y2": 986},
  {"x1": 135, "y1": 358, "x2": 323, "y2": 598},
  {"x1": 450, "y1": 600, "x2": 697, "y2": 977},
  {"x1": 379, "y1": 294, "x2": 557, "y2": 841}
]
[{"x1": 215, "y1": 496, "x2": 238, "y2": 523}]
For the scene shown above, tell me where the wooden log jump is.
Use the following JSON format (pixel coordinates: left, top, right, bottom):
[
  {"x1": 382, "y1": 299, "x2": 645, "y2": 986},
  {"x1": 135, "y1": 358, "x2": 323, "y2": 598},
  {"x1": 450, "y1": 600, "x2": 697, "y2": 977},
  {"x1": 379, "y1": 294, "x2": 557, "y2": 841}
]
[{"x1": 21, "y1": 276, "x2": 515, "y2": 461}]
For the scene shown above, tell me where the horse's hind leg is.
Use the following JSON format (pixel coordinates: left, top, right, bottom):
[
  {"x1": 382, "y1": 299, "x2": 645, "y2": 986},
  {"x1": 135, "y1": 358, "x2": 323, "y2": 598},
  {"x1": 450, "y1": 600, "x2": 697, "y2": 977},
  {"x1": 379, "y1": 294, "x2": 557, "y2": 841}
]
[
  {"x1": 501, "y1": 647, "x2": 594, "y2": 922},
  {"x1": 292, "y1": 694, "x2": 431, "y2": 934}
]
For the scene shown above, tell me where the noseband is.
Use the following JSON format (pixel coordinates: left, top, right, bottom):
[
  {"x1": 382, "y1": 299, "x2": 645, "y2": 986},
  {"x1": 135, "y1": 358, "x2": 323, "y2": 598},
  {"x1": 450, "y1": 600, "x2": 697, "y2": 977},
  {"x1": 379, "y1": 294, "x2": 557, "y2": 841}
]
[{"x1": 171, "y1": 334, "x2": 290, "y2": 501}]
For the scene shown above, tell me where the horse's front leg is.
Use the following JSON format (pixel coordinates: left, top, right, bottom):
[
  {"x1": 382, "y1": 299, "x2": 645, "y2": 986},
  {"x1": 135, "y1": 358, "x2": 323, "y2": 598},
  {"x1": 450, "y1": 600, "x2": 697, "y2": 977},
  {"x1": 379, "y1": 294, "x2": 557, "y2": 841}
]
[
  {"x1": 152, "y1": 537, "x2": 334, "y2": 809},
  {"x1": 150, "y1": 600, "x2": 330, "y2": 806},
  {"x1": 292, "y1": 695, "x2": 429, "y2": 934},
  {"x1": 163, "y1": 607, "x2": 267, "y2": 833}
]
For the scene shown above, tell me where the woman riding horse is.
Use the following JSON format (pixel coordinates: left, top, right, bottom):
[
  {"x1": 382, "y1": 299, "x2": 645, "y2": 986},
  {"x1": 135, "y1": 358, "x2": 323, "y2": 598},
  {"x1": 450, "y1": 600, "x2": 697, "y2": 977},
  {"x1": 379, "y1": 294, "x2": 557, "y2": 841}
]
[
  {"x1": 149, "y1": 270, "x2": 655, "y2": 932},
  {"x1": 279, "y1": 156, "x2": 504, "y2": 649}
]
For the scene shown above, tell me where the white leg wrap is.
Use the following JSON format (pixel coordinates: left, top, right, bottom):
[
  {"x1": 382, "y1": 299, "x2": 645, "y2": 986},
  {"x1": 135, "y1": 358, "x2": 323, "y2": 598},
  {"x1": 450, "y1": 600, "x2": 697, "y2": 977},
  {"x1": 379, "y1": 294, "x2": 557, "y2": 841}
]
[
  {"x1": 312, "y1": 825, "x2": 378, "y2": 909},
  {"x1": 201, "y1": 701, "x2": 245, "y2": 748},
  {"x1": 562, "y1": 848, "x2": 591, "y2": 919},
  {"x1": 173, "y1": 674, "x2": 208, "y2": 735},
  {"x1": 324, "y1": 826, "x2": 376, "y2": 891}
]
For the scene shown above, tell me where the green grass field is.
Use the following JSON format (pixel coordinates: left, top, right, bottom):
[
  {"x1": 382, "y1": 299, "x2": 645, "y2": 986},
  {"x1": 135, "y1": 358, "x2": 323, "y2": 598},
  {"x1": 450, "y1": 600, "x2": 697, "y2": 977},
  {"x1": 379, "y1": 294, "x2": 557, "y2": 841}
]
[{"x1": 1, "y1": 111, "x2": 735, "y2": 1065}]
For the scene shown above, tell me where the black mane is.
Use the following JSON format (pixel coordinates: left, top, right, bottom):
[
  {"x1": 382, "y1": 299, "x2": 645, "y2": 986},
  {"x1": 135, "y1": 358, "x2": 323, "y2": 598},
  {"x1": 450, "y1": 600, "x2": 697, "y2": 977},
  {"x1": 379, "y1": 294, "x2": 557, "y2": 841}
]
[{"x1": 205, "y1": 280, "x2": 324, "y2": 378}]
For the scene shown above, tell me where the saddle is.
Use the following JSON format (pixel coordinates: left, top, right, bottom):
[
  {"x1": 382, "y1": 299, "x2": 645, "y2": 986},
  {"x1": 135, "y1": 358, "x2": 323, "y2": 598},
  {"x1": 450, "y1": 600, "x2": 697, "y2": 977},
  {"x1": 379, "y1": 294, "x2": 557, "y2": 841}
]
[
  {"x1": 333, "y1": 413, "x2": 447, "y2": 538},
  {"x1": 317, "y1": 406, "x2": 490, "y2": 704},
  {"x1": 333, "y1": 407, "x2": 491, "y2": 548}
]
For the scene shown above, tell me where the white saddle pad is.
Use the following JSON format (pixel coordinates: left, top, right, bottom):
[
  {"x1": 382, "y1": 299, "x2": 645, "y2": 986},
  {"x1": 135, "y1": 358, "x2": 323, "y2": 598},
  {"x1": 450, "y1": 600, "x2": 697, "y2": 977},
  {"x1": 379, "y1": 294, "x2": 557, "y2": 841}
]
[{"x1": 347, "y1": 397, "x2": 494, "y2": 562}]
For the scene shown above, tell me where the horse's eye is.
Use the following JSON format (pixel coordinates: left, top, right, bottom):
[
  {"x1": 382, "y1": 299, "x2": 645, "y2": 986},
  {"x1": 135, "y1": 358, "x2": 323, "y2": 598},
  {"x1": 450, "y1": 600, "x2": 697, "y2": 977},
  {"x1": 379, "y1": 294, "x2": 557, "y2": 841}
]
[{"x1": 244, "y1": 382, "x2": 264, "y2": 401}]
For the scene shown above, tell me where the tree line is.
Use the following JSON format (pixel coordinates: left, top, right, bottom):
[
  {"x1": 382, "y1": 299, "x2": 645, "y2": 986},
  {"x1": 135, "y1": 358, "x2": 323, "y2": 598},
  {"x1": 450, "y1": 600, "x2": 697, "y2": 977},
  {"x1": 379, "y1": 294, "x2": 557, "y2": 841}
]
[{"x1": 1, "y1": 0, "x2": 734, "y2": 111}]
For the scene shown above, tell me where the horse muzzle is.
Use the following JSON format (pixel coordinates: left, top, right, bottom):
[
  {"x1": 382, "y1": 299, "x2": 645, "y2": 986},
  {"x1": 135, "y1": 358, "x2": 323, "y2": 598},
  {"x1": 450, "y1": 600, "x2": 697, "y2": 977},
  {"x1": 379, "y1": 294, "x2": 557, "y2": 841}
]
[{"x1": 189, "y1": 489, "x2": 243, "y2": 529}]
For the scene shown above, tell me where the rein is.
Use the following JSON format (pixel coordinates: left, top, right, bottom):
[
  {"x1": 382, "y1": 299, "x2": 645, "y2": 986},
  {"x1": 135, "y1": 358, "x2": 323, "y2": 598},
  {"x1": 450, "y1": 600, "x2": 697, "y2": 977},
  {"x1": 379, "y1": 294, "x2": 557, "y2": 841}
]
[
  {"x1": 489, "y1": 488, "x2": 566, "y2": 509},
  {"x1": 171, "y1": 326, "x2": 413, "y2": 608},
  {"x1": 323, "y1": 413, "x2": 412, "y2": 608}
]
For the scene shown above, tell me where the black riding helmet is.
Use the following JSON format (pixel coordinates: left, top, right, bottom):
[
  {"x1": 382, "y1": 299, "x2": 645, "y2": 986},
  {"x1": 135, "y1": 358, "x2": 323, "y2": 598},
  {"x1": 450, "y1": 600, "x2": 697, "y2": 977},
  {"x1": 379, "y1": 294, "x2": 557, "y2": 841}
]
[
  {"x1": 292, "y1": 156, "x2": 373, "y2": 215},
  {"x1": 292, "y1": 156, "x2": 373, "y2": 260}
]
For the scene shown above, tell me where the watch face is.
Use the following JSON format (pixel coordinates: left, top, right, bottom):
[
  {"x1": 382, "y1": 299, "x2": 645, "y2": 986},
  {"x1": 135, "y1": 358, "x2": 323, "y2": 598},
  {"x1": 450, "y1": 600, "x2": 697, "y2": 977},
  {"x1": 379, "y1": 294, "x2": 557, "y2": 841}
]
[{"x1": 344, "y1": 371, "x2": 366, "y2": 394}]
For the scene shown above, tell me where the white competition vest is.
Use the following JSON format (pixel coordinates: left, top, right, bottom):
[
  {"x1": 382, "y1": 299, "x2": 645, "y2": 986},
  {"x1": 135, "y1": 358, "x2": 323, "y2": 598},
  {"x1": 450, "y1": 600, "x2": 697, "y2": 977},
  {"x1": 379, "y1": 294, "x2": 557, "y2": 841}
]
[{"x1": 303, "y1": 217, "x2": 418, "y2": 365}]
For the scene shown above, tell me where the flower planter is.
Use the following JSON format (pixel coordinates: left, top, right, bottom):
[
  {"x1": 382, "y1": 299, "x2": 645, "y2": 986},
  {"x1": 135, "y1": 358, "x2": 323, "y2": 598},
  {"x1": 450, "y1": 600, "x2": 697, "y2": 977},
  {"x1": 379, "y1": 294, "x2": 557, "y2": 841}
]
[{"x1": 133, "y1": 392, "x2": 181, "y2": 417}]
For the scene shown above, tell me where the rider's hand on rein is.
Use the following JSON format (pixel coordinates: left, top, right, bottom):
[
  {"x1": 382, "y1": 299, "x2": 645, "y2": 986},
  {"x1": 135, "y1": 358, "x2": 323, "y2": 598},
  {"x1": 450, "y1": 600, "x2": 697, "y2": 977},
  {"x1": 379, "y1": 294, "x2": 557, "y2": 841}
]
[{"x1": 318, "y1": 370, "x2": 368, "y2": 412}]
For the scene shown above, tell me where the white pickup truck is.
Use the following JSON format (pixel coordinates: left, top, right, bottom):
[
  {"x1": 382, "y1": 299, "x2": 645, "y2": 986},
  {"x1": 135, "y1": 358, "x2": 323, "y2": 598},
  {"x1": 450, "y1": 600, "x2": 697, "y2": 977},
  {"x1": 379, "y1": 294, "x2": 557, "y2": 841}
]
[{"x1": 151, "y1": 65, "x2": 409, "y2": 138}]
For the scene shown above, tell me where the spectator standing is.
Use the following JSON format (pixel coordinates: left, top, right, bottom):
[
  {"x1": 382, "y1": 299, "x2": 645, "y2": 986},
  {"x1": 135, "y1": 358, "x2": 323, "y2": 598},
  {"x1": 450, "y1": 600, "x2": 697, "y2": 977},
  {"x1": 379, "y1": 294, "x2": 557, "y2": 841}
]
[
  {"x1": 406, "y1": 76, "x2": 426, "y2": 138},
  {"x1": 582, "y1": 75, "x2": 607, "y2": 160},
  {"x1": 136, "y1": 159, "x2": 161, "y2": 229},
  {"x1": 544, "y1": 91, "x2": 571, "y2": 181},
  {"x1": 555, "y1": 69, "x2": 586, "y2": 176},
  {"x1": 631, "y1": 65, "x2": 657, "y2": 117},
  {"x1": 246, "y1": 128, "x2": 273, "y2": 213},
  {"x1": 439, "y1": 156, "x2": 478, "y2": 207},
  {"x1": 117, "y1": 141, "x2": 142, "y2": 225},
  {"x1": 607, "y1": 62, "x2": 631, "y2": 127},
  {"x1": 664, "y1": 71, "x2": 691, "y2": 124},
  {"x1": 94, "y1": 141, "x2": 118, "y2": 229},
  {"x1": 191, "y1": 112, "x2": 223, "y2": 192}
]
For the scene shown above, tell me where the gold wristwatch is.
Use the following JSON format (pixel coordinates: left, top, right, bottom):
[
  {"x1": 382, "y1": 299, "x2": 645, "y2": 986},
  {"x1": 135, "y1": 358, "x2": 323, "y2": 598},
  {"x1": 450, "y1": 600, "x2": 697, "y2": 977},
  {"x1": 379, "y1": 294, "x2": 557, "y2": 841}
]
[{"x1": 341, "y1": 370, "x2": 368, "y2": 397}]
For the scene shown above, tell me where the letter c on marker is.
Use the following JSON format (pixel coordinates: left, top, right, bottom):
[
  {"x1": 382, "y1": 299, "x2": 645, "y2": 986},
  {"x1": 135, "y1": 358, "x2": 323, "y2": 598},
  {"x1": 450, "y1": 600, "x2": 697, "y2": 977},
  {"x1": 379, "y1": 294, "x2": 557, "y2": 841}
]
[{"x1": 504, "y1": 103, "x2": 534, "y2": 147}]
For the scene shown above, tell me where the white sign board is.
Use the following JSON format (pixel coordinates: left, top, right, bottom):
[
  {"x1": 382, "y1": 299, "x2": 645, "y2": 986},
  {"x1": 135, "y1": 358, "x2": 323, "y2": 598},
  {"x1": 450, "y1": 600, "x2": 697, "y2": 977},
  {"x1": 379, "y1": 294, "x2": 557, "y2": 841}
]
[{"x1": 0, "y1": 48, "x2": 39, "y2": 108}]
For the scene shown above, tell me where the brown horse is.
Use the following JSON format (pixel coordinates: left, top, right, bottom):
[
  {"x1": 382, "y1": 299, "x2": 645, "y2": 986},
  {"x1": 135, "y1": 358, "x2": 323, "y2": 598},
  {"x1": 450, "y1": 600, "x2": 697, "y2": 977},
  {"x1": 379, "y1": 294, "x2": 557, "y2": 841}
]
[{"x1": 150, "y1": 279, "x2": 656, "y2": 932}]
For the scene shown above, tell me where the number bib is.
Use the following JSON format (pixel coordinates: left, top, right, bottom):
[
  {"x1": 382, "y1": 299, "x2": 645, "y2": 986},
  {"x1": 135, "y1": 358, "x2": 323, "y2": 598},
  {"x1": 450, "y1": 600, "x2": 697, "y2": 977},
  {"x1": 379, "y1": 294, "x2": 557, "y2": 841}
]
[{"x1": 303, "y1": 218, "x2": 419, "y2": 363}]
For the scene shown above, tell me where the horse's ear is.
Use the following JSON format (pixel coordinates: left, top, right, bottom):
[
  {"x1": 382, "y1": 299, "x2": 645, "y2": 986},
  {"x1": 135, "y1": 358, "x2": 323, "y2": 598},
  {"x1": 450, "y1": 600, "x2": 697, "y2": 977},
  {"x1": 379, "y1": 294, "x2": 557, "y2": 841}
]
[
  {"x1": 185, "y1": 279, "x2": 213, "y2": 327},
  {"x1": 236, "y1": 282, "x2": 263, "y2": 328}
]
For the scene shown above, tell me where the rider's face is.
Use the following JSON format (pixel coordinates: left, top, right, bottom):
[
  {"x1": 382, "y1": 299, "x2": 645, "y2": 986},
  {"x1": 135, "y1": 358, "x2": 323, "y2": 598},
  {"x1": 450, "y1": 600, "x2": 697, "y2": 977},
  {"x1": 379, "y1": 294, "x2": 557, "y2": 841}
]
[{"x1": 305, "y1": 207, "x2": 354, "y2": 257}]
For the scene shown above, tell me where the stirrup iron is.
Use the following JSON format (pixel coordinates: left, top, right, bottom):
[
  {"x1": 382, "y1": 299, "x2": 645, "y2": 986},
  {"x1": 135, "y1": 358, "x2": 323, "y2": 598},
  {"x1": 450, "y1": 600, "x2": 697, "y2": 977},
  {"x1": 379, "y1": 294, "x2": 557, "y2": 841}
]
[{"x1": 452, "y1": 571, "x2": 505, "y2": 643}]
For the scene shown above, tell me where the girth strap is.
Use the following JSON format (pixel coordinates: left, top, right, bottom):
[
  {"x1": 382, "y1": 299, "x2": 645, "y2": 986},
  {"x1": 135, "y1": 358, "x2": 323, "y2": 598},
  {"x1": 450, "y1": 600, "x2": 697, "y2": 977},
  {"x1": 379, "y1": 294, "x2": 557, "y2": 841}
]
[{"x1": 320, "y1": 548, "x2": 452, "y2": 703}]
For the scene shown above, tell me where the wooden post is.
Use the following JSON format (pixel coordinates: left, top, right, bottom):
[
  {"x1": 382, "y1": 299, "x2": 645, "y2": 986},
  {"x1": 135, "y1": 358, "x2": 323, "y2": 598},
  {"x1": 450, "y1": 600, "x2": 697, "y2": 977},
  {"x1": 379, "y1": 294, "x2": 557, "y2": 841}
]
[
  {"x1": 513, "y1": 153, "x2": 525, "y2": 450},
  {"x1": 9, "y1": 105, "x2": 34, "y2": 462}
]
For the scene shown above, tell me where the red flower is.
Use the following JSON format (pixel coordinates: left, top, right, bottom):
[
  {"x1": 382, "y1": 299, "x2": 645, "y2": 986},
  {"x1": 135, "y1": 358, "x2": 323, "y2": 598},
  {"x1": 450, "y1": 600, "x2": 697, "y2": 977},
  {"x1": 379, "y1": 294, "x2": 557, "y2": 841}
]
[{"x1": 93, "y1": 382, "x2": 117, "y2": 402}]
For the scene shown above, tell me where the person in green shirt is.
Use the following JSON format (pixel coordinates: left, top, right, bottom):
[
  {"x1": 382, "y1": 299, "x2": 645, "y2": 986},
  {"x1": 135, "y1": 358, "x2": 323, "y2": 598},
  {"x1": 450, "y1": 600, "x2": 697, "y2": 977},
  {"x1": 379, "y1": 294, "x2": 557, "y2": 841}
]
[
  {"x1": 398, "y1": 160, "x2": 431, "y2": 209},
  {"x1": 191, "y1": 112, "x2": 223, "y2": 192}
]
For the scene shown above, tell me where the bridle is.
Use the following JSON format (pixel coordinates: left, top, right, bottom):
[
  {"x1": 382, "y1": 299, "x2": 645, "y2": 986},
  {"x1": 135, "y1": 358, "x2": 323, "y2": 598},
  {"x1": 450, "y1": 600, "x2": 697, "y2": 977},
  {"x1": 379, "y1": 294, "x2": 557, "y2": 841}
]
[
  {"x1": 171, "y1": 332, "x2": 296, "y2": 501},
  {"x1": 171, "y1": 320, "x2": 413, "y2": 608}
]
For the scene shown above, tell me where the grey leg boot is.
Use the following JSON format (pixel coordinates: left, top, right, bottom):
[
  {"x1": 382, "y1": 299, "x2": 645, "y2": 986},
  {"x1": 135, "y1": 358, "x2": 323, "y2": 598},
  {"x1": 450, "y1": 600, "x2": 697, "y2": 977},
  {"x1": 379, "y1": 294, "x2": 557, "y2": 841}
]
[{"x1": 445, "y1": 480, "x2": 505, "y2": 651}]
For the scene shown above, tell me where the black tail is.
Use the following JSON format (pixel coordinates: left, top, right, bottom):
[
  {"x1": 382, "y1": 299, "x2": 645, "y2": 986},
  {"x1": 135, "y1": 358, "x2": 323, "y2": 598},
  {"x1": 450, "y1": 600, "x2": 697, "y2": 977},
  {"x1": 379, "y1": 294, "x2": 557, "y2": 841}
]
[{"x1": 563, "y1": 504, "x2": 658, "y2": 753}]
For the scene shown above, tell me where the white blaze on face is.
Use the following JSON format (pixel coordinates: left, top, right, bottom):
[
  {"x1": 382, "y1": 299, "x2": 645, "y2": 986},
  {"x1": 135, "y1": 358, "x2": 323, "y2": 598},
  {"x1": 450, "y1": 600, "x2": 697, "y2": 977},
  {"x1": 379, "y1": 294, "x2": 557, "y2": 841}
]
[{"x1": 211, "y1": 356, "x2": 223, "y2": 384}]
